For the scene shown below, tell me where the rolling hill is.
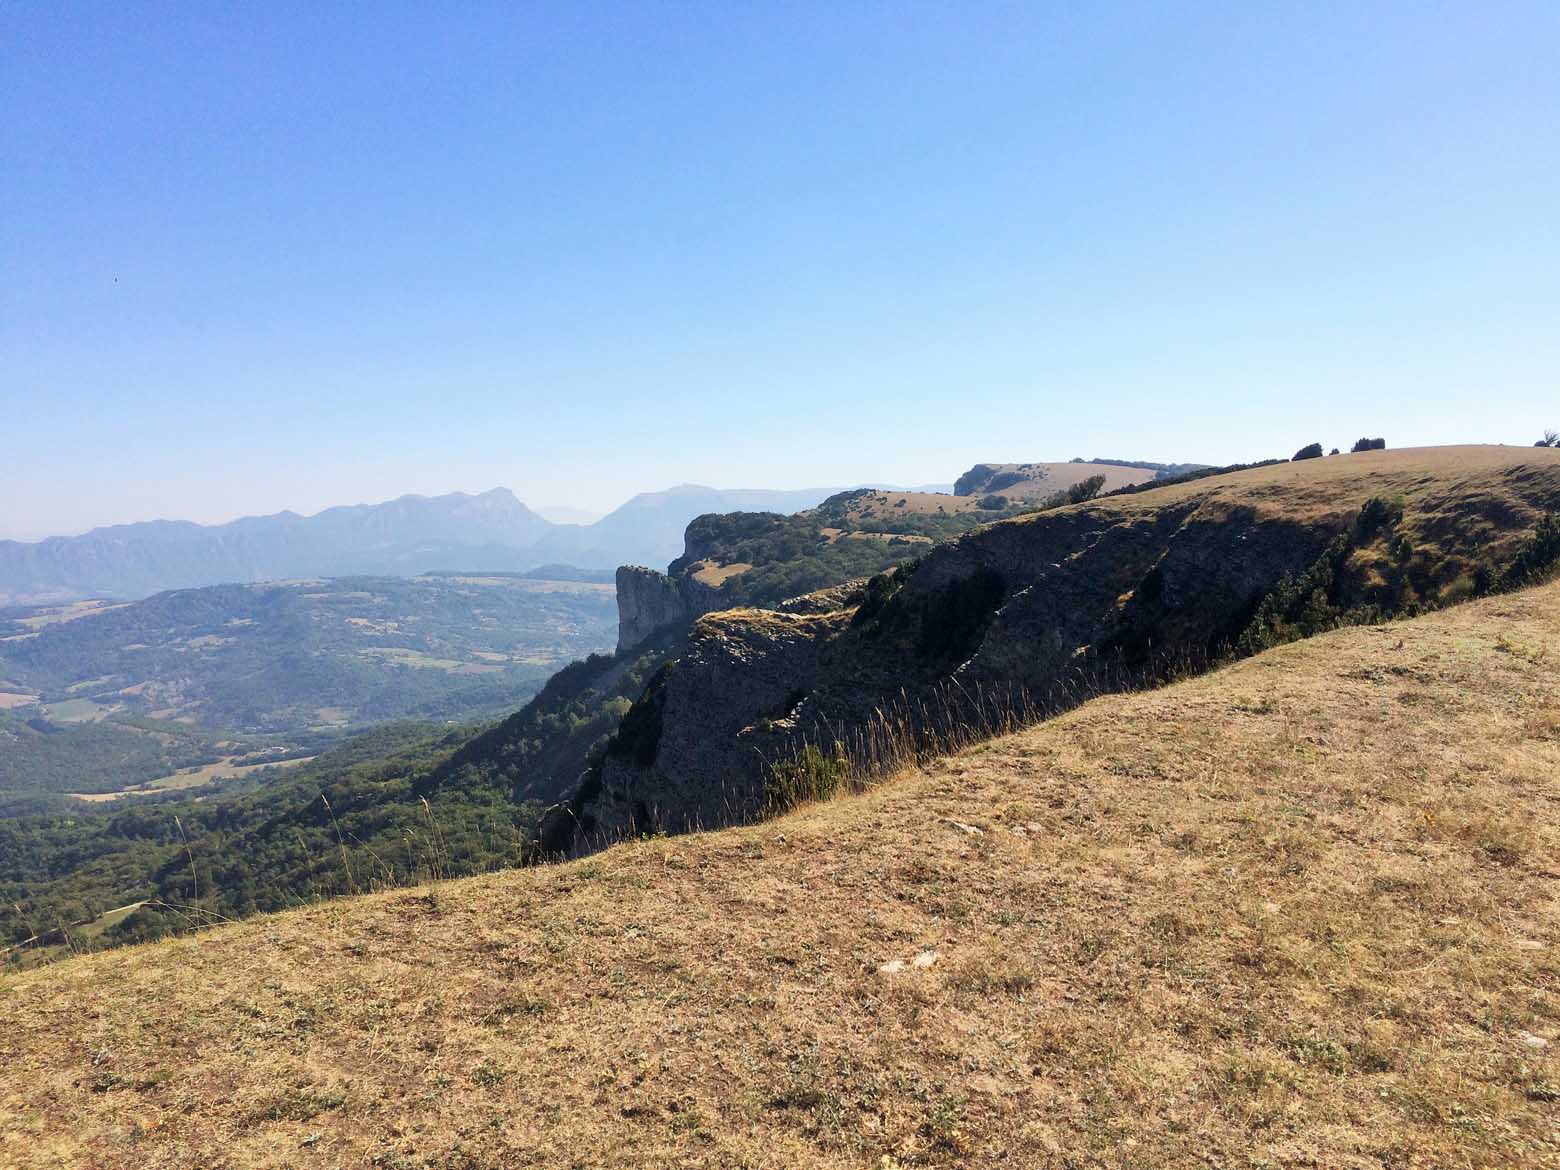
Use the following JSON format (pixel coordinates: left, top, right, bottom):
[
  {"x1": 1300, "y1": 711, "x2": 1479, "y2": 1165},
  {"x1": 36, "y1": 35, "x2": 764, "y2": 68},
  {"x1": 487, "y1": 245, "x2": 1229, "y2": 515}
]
[
  {"x1": 3, "y1": 575, "x2": 1555, "y2": 1167},
  {"x1": 0, "y1": 574, "x2": 617, "y2": 810},
  {"x1": 952, "y1": 459, "x2": 1168, "y2": 499}
]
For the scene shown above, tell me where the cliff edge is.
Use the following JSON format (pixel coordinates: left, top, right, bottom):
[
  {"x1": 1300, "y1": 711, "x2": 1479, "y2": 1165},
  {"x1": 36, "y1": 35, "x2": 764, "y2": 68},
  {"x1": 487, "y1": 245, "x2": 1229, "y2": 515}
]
[{"x1": 570, "y1": 446, "x2": 1560, "y2": 844}]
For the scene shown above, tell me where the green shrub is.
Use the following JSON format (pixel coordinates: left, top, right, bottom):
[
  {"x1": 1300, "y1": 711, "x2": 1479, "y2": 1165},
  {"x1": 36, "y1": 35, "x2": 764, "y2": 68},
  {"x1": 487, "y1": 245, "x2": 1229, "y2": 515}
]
[
  {"x1": 763, "y1": 743, "x2": 851, "y2": 816},
  {"x1": 1292, "y1": 443, "x2": 1324, "y2": 462},
  {"x1": 1237, "y1": 496, "x2": 1403, "y2": 654},
  {"x1": 1237, "y1": 534, "x2": 1349, "y2": 654},
  {"x1": 1499, "y1": 512, "x2": 1560, "y2": 590},
  {"x1": 1355, "y1": 494, "x2": 1405, "y2": 539},
  {"x1": 851, "y1": 564, "x2": 912, "y2": 628},
  {"x1": 1351, "y1": 437, "x2": 1387, "y2": 453},
  {"x1": 1066, "y1": 475, "x2": 1107, "y2": 505}
]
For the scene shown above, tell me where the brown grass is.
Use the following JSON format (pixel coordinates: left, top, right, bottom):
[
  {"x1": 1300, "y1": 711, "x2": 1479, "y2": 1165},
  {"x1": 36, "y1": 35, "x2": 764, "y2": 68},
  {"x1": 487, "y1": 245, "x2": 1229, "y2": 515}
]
[
  {"x1": 691, "y1": 560, "x2": 755, "y2": 586},
  {"x1": 966, "y1": 461, "x2": 1160, "y2": 498},
  {"x1": 1088, "y1": 444, "x2": 1560, "y2": 523},
  {"x1": 838, "y1": 491, "x2": 992, "y2": 518},
  {"x1": 3, "y1": 582, "x2": 1558, "y2": 1168}
]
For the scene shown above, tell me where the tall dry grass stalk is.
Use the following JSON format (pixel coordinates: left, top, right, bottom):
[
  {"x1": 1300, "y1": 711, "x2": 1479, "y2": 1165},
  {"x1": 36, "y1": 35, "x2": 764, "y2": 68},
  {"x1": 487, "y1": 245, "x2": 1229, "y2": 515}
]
[{"x1": 758, "y1": 640, "x2": 1217, "y2": 820}]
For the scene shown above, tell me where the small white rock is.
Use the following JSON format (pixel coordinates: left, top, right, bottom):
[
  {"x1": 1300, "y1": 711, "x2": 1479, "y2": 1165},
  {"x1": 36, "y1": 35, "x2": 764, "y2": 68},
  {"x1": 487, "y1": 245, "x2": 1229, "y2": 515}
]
[
  {"x1": 877, "y1": 958, "x2": 906, "y2": 975},
  {"x1": 911, "y1": 949, "x2": 941, "y2": 969},
  {"x1": 1518, "y1": 1031, "x2": 1549, "y2": 1050}
]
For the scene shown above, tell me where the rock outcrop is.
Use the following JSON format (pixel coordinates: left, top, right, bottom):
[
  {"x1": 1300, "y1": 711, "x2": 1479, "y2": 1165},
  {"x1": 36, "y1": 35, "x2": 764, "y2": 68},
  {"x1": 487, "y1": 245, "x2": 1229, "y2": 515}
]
[
  {"x1": 613, "y1": 565, "x2": 722, "y2": 652},
  {"x1": 564, "y1": 447, "x2": 1560, "y2": 849}
]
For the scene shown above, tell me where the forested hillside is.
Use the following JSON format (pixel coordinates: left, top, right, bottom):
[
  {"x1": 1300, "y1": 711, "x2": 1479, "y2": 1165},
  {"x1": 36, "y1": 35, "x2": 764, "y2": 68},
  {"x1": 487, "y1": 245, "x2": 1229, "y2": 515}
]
[{"x1": 0, "y1": 574, "x2": 616, "y2": 809}]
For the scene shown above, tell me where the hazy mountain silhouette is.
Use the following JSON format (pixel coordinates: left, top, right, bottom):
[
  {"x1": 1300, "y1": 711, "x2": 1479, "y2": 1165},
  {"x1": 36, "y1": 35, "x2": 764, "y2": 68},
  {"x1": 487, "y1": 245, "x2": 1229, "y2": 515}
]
[{"x1": 0, "y1": 485, "x2": 849, "y2": 604}]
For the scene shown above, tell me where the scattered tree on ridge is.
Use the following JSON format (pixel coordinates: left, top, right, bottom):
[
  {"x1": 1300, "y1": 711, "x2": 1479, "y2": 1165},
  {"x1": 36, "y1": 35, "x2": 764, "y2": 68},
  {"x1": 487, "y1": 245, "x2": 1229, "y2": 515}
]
[{"x1": 1066, "y1": 475, "x2": 1107, "y2": 504}]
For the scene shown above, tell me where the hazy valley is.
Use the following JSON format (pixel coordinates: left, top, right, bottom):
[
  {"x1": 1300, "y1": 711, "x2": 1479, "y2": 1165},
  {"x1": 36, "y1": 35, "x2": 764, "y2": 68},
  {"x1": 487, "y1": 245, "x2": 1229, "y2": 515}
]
[{"x1": 0, "y1": 572, "x2": 617, "y2": 817}]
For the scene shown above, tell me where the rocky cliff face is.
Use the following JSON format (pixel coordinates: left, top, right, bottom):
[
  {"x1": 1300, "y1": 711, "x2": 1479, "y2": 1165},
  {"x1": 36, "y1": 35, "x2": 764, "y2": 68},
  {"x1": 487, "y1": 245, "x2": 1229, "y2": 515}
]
[
  {"x1": 559, "y1": 448, "x2": 1560, "y2": 849},
  {"x1": 613, "y1": 565, "x2": 722, "y2": 652}
]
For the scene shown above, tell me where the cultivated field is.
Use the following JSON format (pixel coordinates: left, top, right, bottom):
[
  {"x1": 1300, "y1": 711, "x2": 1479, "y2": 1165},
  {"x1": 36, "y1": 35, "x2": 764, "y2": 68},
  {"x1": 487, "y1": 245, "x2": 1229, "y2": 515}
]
[{"x1": 66, "y1": 754, "x2": 317, "y2": 803}]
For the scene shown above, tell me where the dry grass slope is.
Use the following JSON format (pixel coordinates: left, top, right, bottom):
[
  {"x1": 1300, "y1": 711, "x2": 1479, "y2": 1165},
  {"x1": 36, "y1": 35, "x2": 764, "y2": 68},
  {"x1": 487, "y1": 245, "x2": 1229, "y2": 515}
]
[
  {"x1": 3, "y1": 584, "x2": 1559, "y2": 1168},
  {"x1": 1084, "y1": 444, "x2": 1559, "y2": 522}
]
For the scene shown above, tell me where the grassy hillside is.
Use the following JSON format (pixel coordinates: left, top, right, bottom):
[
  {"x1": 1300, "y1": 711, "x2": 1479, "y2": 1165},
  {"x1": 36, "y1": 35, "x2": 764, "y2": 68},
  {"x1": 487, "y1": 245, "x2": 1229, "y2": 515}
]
[
  {"x1": 952, "y1": 459, "x2": 1163, "y2": 498},
  {"x1": 9, "y1": 447, "x2": 1551, "y2": 961},
  {"x1": 4, "y1": 583, "x2": 1556, "y2": 1168},
  {"x1": 572, "y1": 446, "x2": 1560, "y2": 845}
]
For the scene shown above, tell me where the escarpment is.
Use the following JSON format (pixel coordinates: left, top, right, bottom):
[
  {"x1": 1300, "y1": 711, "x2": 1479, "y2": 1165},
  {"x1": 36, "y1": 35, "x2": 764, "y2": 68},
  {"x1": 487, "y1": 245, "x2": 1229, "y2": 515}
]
[
  {"x1": 613, "y1": 564, "x2": 722, "y2": 651},
  {"x1": 556, "y1": 447, "x2": 1560, "y2": 849}
]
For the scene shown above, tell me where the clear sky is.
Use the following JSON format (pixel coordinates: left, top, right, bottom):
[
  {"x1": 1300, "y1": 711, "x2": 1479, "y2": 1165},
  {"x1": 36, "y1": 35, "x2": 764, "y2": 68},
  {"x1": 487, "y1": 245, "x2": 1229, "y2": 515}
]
[{"x1": 4, "y1": 3, "x2": 1557, "y2": 540}]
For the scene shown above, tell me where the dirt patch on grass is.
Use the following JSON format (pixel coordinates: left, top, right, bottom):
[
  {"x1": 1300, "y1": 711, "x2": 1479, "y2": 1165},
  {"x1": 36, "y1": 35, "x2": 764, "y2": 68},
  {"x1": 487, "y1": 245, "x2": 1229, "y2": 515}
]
[{"x1": 692, "y1": 560, "x2": 754, "y2": 586}]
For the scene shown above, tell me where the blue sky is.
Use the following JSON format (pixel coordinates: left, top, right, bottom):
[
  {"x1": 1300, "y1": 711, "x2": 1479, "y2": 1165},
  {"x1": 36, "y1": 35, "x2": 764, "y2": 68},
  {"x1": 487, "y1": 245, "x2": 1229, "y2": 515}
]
[{"x1": 3, "y1": 2, "x2": 1557, "y2": 539}]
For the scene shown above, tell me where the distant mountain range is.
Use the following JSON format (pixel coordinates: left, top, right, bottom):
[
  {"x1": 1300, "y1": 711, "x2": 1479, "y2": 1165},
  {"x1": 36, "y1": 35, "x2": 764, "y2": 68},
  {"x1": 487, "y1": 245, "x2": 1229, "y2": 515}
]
[
  {"x1": 0, "y1": 485, "x2": 859, "y2": 605},
  {"x1": 523, "y1": 485, "x2": 849, "y2": 572}
]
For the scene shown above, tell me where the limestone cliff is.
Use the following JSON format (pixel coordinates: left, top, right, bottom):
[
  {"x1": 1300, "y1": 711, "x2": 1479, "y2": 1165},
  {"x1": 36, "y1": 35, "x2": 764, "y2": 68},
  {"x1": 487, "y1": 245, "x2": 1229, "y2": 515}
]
[
  {"x1": 560, "y1": 447, "x2": 1560, "y2": 848},
  {"x1": 613, "y1": 565, "x2": 722, "y2": 652}
]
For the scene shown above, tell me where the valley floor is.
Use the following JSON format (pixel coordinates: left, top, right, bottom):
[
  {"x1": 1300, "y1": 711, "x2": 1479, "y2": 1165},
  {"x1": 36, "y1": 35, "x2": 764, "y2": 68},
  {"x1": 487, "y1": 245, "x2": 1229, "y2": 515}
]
[{"x1": 3, "y1": 586, "x2": 1558, "y2": 1168}]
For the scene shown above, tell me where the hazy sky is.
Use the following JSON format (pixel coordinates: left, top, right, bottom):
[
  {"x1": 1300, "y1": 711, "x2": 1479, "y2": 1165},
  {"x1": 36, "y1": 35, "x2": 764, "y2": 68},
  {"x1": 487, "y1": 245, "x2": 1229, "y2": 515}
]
[{"x1": 4, "y1": 3, "x2": 1557, "y2": 540}]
